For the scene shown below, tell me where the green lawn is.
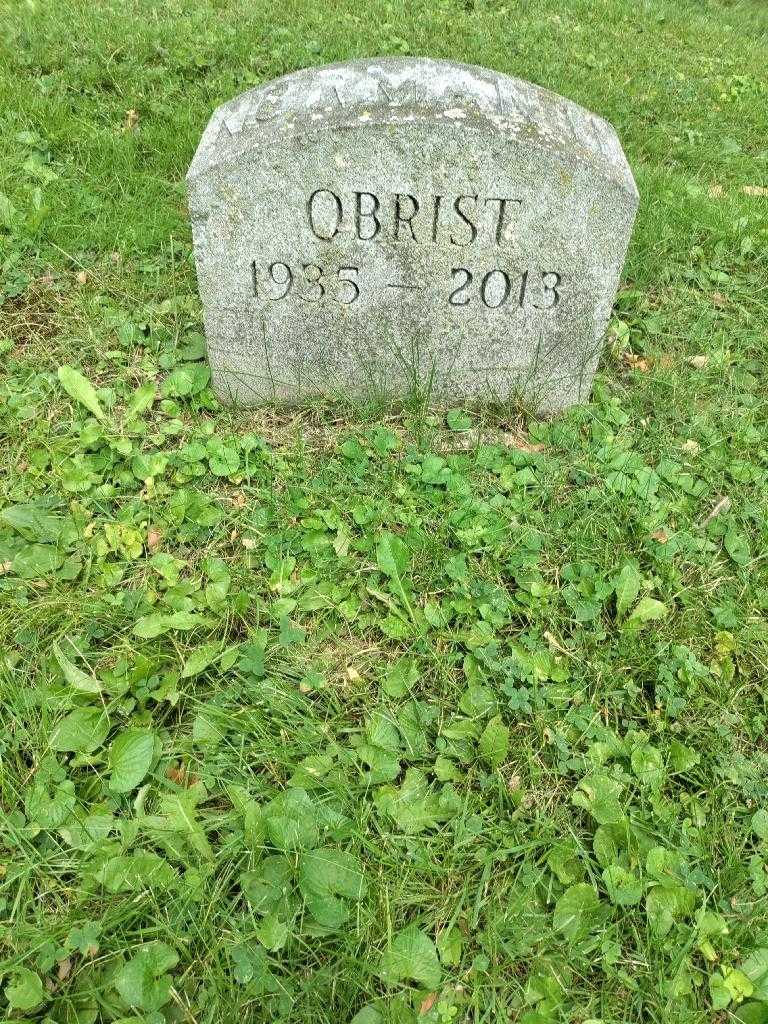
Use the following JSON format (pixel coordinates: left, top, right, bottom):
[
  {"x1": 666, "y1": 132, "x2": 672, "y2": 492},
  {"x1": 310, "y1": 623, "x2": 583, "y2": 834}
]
[{"x1": 1, "y1": 1, "x2": 768, "y2": 1022}]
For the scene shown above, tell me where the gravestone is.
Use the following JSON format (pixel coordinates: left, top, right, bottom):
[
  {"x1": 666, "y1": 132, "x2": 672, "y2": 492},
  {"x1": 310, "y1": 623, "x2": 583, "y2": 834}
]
[{"x1": 187, "y1": 58, "x2": 638, "y2": 413}]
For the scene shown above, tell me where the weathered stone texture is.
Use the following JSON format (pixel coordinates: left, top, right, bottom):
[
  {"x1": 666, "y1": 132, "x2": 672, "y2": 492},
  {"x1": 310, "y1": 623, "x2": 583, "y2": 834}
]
[{"x1": 188, "y1": 57, "x2": 638, "y2": 412}]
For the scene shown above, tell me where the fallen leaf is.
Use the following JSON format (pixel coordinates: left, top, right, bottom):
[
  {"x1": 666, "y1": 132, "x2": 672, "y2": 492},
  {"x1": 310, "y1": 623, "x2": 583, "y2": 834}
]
[
  {"x1": 712, "y1": 291, "x2": 728, "y2": 308},
  {"x1": 346, "y1": 666, "x2": 361, "y2": 683},
  {"x1": 701, "y1": 496, "x2": 731, "y2": 527},
  {"x1": 651, "y1": 529, "x2": 669, "y2": 543},
  {"x1": 507, "y1": 773, "x2": 522, "y2": 792},
  {"x1": 57, "y1": 959, "x2": 72, "y2": 982},
  {"x1": 687, "y1": 355, "x2": 709, "y2": 369},
  {"x1": 76, "y1": 271, "x2": 88, "y2": 285},
  {"x1": 621, "y1": 351, "x2": 651, "y2": 371},
  {"x1": 419, "y1": 993, "x2": 438, "y2": 1015},
  {"x1": 124, "y1": 108, "x2": 139, "y2": 132},
  {"x1": 146, "y1": 527, "x2": 162, "y2": 553},
  {"x1": 231, "y1": 492, "x2": 246, "y2": 508},
  {"x1": 681, "y1": 439, "x2": 700, "y2": 454},
  {"x1": 0, "y1": 561, "x2": 12, "y2": 574},
  {"x1": 743, "y1": 184, "x2": 768, "y2": 197},
  {"x1": 166, "y1": 763, "x2": 194, "y2": 787},
  {"x1": 543, "y1": 630, "x2": 571, "y2": 655},
  {"x1": 241, "y1": 537, "x2": 257, "y2": 550},
  {"x1": 502, "y1": 431, "x2": 546, "y2": 453}
]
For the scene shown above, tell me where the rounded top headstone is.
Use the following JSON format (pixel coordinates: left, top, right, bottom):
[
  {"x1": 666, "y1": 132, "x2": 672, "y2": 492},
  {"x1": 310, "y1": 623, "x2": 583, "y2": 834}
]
[{"x1": 187, "y1": 58, "x2": 638, "y2": 412}]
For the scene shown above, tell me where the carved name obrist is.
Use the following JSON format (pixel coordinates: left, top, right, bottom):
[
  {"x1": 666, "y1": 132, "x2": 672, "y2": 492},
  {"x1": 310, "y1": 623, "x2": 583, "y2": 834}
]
[{"x1": 305, "y1": 188, "x2": 522, "y2": 246}]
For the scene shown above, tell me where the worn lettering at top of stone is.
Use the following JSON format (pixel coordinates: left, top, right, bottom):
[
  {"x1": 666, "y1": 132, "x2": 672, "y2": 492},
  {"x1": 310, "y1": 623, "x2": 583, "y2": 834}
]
[{"x1": 187, "y1": 58, "x2": 638, "y2": 412}]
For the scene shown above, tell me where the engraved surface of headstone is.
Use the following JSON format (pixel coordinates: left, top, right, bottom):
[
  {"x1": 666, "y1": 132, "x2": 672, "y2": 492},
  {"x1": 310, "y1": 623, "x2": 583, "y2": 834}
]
[{"x1": 187, "y1": 58, "x2": 638, "y2": 412}]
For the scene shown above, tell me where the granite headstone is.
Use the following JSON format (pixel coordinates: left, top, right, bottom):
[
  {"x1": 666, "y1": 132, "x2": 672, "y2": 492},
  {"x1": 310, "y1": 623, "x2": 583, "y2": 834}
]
[{"x1": 187, "y1": 58, "x2": 638, "y2": 412}]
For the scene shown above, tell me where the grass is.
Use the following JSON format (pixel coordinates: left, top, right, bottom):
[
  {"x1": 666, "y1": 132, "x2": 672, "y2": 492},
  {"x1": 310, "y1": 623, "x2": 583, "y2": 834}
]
[{"x1": 1, "y1": 0, "x2": 768, "y2": 1022}]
